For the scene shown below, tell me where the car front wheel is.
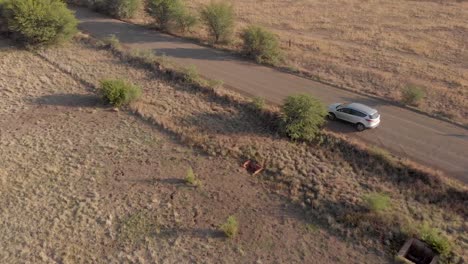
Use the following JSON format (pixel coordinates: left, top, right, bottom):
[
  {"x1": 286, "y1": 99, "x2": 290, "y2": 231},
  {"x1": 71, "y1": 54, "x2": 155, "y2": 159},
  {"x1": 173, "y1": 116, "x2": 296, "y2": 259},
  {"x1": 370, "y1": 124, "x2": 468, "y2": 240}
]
[
  {"x1": 356, "y1": 123, "x2": 365, "y2": 131},
  {"x1": 328, "y1": 113, "x2": 336, "y2": 121}
]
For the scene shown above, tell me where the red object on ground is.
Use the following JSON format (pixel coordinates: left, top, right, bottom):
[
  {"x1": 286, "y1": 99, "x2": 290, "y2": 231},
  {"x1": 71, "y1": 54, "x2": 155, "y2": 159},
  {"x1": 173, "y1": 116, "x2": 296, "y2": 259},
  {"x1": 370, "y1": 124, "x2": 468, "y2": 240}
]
[{"x1": 242, "y1": 160, "x2": 264, "y2": 175}]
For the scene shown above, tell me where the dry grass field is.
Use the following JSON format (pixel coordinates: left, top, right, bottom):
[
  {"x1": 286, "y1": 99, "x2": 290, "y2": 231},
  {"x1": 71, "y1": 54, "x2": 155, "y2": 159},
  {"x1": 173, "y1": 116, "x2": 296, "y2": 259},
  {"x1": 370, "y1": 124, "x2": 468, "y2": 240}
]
[
  {"x1": 0, "y1": 39, "x2": 392, "y2": 263},
  {"x1": 181, "y1": 0, "x2": 468, "y2": 123},
  {"x1": 0, "y1": 35, "x2": 467, "y2": 263}
]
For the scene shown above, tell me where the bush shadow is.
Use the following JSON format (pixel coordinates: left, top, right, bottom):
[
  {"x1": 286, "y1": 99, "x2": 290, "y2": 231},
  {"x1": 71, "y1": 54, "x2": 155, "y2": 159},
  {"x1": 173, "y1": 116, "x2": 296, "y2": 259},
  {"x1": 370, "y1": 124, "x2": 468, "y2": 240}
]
[{"x1": 35, "y1": 93, "x2": 102, "y2": 107}]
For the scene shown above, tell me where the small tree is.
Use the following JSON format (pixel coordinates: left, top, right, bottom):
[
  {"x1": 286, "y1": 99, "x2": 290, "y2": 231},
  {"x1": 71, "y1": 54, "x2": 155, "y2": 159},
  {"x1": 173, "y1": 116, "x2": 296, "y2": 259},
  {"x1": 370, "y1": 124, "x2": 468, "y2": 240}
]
[
  {"x1": 200, "y1": 1, "x2": 234, "y2": 43},
  {"x1": 147, "y1": 0, "x2": 184, "y2": 30},
  {"x1": 174, "y1": 10, "x2": 198, "y2": 33},
  {"x1": 107, "y1": 0, "x2": 141, "y2": 19},
  {"x1": 241, "y1": 25, "x2": 282, "y2": 65},
  {"x1": 1, "y1": 0, "x2": 77, "y2": 46},
  {"x1": 401, "y1": 84, "x2": 425, "y2": 106},
  {"x1": 281, "y1": 94, "x2": 327, "y2": 142}
]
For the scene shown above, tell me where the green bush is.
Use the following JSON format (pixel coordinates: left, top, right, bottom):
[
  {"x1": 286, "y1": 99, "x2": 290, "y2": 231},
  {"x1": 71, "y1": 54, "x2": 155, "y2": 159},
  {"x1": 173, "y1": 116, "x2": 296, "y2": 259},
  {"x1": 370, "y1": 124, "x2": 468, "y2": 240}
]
[
  {"x1": 250, "y1": 96, "x2": 265, "y2": 112},
  {"x1": 102, "y1": 34, "x2": 122, "y2": 50},
  {"x1": 147, "y1": 0, "x2": 186, "y2": 30},
  {"x1": 401, "y1": 85, "x2": 425, "y2": 106},
  {"x1": 1, "y1": 0, "x2": 77, "y2": 46},
  {"x1": 185, "y1": 167, "x2": 201, "y2": 187},
  {"x1": 174, "y1": 10, "x2": 198, "y2": 33},
  {"x1": 183, "y1": 65, "x2": 201, "y2": 84},
  {"x1": 419, "y1": 223, "x2": 452, "y2": 256},
  {"x1": 100, "y1": 79, "x2": 142, "y2": 107},
  {"x1": 363, "y1": 192, "x2": 390, "y2": 212},
  {"x1": 280, "y1": 94, "x2": 327, "y2": 141},
  {"x1": 107, "y1": 0, "x2": 141, "y2": 19},
  {"x1": 220, "y1": 215, "x2": 238, "y2": 238},
  {"x1": 241, "y1": 25, "x2": 282, "y2": 65},
  {"x1": 200, "y1": 1, "x2": 234, "y2": 43}
]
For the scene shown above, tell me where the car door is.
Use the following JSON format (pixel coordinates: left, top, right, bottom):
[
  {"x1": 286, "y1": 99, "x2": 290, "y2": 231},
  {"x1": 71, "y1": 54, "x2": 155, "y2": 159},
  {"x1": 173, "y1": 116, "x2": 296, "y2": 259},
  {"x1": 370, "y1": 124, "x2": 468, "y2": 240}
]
[
  {"x1": 350, "y1": 109, "x2": 367, "y2": 124},
  {"x1": 336, "y1": 108, "x2": 353, "y2": 122}
]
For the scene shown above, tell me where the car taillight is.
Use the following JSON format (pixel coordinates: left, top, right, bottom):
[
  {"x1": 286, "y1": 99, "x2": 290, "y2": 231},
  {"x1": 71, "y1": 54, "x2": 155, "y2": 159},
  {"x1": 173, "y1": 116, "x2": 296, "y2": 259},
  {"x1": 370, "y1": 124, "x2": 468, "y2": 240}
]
[{"x1": 366, "y1": 119, "x2": 375, "y2": 122}]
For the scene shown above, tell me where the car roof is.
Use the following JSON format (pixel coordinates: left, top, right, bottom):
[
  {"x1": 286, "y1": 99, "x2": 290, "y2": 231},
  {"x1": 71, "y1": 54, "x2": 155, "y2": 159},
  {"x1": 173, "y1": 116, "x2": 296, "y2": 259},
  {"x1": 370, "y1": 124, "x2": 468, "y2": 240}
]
[{"x1": 346, "y1": 103, "x2": 377, "y2": 114}]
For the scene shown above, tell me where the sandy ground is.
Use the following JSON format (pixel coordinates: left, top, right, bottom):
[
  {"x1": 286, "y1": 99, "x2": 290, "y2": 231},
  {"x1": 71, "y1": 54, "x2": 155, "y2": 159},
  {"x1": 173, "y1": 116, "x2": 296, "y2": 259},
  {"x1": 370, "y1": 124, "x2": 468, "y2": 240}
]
[{"x1": 0, "y1": 40, "x2": 391, "y2": 263}]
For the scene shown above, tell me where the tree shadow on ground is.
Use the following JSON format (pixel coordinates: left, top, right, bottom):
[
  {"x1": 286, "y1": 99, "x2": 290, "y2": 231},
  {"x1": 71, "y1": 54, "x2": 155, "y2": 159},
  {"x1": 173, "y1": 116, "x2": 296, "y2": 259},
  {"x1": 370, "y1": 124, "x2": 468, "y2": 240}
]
[
  {"x1": 158, "y1": 227, "x2": 226, "y2": 239},
  {"x1": 180, "y1": 111, "x2": 276, "y2": 137},
  {"x1": 35, "y1": 93, "x2": 102, "y2": 107}
]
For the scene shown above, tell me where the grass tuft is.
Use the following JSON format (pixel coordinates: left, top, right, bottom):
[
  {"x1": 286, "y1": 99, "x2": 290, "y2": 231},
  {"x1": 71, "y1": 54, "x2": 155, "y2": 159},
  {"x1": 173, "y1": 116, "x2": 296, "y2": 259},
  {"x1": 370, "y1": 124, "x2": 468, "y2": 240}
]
[
  {"x1": 401, "y1": 85, "x2": 425, "y2": 106},
  {"x1": 220, "y1": 215, "x2": 238, "y2": 238},
  {"x1": 363, "y1": 192, "x2": 390, "y2": 212},
  {"x1": 185, "y1": 166, "x2": 201, "y2": 187},
  {"x1": 419, "y1": 223, "x2": 452, "y2": 256}
]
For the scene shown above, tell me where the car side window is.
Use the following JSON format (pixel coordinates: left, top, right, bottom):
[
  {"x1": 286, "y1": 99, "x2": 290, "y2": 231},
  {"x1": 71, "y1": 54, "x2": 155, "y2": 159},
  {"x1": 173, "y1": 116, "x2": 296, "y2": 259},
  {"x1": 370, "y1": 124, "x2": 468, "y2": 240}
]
[
  {"x1": 351, "y1": 110, "x2": 367, "y2": 117},
  {"x1": 340, "y1": 108, "x2": 352, "y2": 114}
]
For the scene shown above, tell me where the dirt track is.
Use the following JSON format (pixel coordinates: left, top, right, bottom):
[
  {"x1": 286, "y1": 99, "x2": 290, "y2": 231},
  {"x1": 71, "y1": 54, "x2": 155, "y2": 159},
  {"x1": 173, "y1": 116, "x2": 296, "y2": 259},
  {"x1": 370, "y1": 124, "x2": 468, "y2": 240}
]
[{"x1": 72, "y1": 7, "x2": 468, "y2": 184}]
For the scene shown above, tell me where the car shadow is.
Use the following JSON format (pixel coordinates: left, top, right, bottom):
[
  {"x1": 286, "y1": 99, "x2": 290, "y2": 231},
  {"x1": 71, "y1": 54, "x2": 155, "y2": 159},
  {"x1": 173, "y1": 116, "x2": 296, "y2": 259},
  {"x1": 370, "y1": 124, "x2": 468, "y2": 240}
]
[{"x1": 325, "y1": 119, "x2": 359, "y2": 134}]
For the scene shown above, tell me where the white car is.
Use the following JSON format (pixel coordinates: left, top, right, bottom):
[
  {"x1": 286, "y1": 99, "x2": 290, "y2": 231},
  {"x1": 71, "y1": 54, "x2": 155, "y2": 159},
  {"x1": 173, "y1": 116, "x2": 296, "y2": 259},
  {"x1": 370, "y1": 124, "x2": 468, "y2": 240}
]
[{"x1": 328, "y1": 103, "x2": 381, "y2": 131}]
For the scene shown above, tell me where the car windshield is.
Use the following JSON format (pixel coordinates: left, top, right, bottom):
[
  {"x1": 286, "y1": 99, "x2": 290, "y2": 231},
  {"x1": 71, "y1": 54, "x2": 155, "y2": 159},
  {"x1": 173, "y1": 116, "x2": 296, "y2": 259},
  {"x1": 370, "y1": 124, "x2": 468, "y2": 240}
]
[
  {"x1": 336, "y1": 104, "x2": 342, "y2": 109},
  {"x1": 369, "y1": 112, "x2": 380, "y2": 119}
]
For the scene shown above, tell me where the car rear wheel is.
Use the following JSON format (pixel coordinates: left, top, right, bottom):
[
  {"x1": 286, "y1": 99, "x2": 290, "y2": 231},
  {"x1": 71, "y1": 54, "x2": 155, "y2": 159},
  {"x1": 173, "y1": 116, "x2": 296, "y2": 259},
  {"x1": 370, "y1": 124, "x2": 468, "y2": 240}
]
[
  {"x1": 328, "y1": 113, "x2": 336, "y2": 121},
  {"x1": 356, "y1": 123, "x2": 365, "y2": 131}
]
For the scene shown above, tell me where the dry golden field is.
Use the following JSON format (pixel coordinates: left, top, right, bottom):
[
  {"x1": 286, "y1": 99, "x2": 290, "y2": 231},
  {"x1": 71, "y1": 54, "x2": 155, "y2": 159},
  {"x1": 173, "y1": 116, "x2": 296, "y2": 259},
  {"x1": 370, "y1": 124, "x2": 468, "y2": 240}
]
[
  {"x1": 1, "y1": 34, "x2": 467, "y2": 262},
  {"x1": 0, "y1": 38, "x2": 392, "y2": 263},
  {"x1": 184, "y1": 0, "x2": 468, "y2": 123}
]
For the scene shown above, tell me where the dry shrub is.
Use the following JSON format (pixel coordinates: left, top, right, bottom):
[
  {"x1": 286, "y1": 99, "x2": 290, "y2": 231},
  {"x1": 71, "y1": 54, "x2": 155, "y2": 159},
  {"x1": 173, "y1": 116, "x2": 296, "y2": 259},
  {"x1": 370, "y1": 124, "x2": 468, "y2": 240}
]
[{"x1": 401, "y1": 85, "x2": 425, "y2": 106}]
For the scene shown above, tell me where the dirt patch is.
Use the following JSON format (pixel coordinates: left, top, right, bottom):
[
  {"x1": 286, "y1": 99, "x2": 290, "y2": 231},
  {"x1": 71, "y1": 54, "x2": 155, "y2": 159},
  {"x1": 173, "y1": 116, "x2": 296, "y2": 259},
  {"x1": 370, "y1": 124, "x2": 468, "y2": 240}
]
[
  {"x1": 38, "y1": 37, "x2": 468, "y2": 262},
  {"x1": 0, "y1": 40, "x2": 391, "y2": 263}
]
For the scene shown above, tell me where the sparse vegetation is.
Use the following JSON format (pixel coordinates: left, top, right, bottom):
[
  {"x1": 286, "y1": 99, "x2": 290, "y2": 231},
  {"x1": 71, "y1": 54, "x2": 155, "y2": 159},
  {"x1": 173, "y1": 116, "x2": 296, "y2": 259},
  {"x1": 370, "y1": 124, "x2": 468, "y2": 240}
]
[
  {"x1": 182, "y1": 65, "x2": 202, "y2": 84},
  {"x1": 100, "y1": 79, "x2": 142, "y2": 107},
  {"x1": 401, "y1": 85, "x2": 425, "y2": 106},
  {"x1": 206, "y1": 79, "x2": 224, "y2": 89},
  {"x1": 419, "y1": 223, "x2": 452, "y2": 257},
  {"x1": 241, "y1": 25, "x2": 282, "y2": 65},
  {"x1": 363, "y1": 193, "x2": 391, "y2": 212},
  {"x1": 103, "y1": 34, "x2": 122, "y2": 50},
  {"x1": 174, "y1": 9, "x2": 198, "y2": 33},
  {"x1": 200, "y1": 1, "x2": 234, "y2": 43},
  {"x1": 220, "y1": 215, "x2": 238, "y2": 238},
  {"x1": 250, "y1": 96, "x2": 265, "y2": 112},
  {"x1": 107, "y1": 0, "x2": 141, "y2": 19},
  {"x1": 185, "y1": 166, "x2": 201, "y2": 187},
  {"x1": 119, "y1": 211, "x2": 157, "y2": 245},
  {"x1": 369, "y1": 146, "x2": 394, "y2": 165},
  {"x1": 2, "y1": 33, "x2": 467, "y2": 263},
  {"x1": 305, "y1": 223, "x2": 318, "y2": 233},
  {"x1": 280, "y1": 94, "x2": 327, "y2": 141},
  {"x1": 0, "y1": 0, "x2": 77, "y2": 46},
  {"x1": 147, "y1": 0, "x2": 193, "y2": 31},
  {"x1": 185, "y1": 0, "x2": 468, "y2": 122},
  {"x1": 80, "y1": 35, "x2": 465, "y2": 261}
]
